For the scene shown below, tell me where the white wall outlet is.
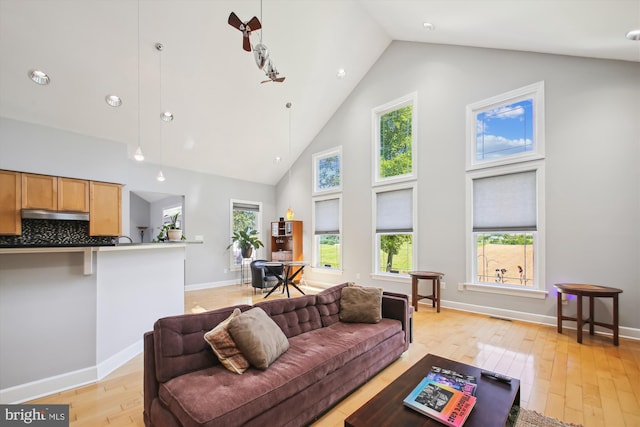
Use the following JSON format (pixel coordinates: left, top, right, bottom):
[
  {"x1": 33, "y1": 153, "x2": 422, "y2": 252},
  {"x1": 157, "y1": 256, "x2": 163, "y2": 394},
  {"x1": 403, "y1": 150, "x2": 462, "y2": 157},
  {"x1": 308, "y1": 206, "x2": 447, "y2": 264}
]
[
  {"x1": 224, "y1": 268, "x2": 228, "y2": 274},
  {"x1": 441, "y1": 281, "x2": 446, "y2": 289},
  {"x1": 195, "y1": 235, "x2": 204, "y2": 241},
  {"x1": 458, "y1": 283, "x2": 465, "y2": 291},
  {"x1": 356, "y1": 273, "x2": 361, "y2": 279}
]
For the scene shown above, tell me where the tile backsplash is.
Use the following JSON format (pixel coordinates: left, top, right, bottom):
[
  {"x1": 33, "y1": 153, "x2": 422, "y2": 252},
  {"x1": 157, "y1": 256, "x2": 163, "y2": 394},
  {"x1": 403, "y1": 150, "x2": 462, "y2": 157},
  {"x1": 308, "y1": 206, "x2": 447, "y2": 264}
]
[{"x1": 0, "y1": 219, "x2": 114, "y2": 246}]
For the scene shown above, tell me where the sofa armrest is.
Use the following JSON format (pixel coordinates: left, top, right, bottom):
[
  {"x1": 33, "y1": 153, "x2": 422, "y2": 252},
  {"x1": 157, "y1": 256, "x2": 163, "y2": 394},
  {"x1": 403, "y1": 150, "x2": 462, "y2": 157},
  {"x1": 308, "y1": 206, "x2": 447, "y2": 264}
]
[
  {"x1": 382, "y1": 293, "x2": 411, "y2": 350},
  {"x1": 143, "y1": 331, "x2": 158, "y2": 427}
]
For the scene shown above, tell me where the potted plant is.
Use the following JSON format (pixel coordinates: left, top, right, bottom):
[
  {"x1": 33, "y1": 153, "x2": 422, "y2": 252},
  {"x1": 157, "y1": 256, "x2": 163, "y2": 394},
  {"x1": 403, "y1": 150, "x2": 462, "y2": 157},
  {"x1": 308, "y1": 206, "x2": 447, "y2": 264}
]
[
  {"x1": 227, "y1": 226, "x2": 264, "y2": 258},
  {"x1": 155, "y1": 213, "x2": 184, "y2": 242}
]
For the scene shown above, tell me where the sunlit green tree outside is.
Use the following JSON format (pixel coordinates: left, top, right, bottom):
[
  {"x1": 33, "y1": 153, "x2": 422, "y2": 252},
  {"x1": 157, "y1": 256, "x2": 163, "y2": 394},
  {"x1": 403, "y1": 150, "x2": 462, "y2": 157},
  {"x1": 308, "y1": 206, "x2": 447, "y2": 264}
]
[
  {"x1": 379, "y1": 105, "x2": 412, "y2": 178},
  {"x1": 379, "y1": 234, "x2": 412, "y2": 273}
]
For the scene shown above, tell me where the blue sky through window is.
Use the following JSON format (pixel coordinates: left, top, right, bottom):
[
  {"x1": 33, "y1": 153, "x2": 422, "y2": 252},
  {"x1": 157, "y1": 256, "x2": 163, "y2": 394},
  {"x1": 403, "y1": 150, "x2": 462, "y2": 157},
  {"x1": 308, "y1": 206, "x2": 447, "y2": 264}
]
[{"x1": 476, "y1": 99, "x2": 533, "y2": 161}]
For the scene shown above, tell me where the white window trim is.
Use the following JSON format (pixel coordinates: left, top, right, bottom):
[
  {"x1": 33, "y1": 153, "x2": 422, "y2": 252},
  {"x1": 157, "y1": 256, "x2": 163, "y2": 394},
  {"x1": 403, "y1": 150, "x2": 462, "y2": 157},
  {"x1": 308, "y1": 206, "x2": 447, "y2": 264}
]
[
  {"x1": 466, "y1": 81, "x2": 545, "y2": 171},
  {"x1": 372, "y1": 92, "x2": 418, "y2": 186},
  {"x1": 229, "y1": 199, "x2": 263, "y2": 270},
  {"x1": 465, "y1": 161, "x2": 545, "y2": 298},
  {"x1": 371, "y1": 182, "x2": 417, "y2": 280},
  {"x1": 311, "y1": 194, "x2": 343, "y2": 273},
  {"x1": 312, "y1": 146, "x2": 342, "y2": 195}
]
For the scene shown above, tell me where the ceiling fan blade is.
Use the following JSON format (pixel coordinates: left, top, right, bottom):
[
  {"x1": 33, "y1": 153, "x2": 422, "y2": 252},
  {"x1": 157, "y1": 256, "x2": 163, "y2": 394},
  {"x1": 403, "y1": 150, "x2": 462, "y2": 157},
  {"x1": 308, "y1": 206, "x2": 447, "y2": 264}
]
[
  {"x1": 247, "y1": 17, "x2": 262, "y2": 31},
  {"x1": 260, "y1": 79, "x2": 272, "y2": 84},
  {"x1": 275, "y1": 77, "x2": 286, "y2": 82},
  {"x1": 228, "y1": 12, "x2": 243, "y2": 30},
  {"x1": 243, "y1": 36, "x2": 252, "y2": 52}
]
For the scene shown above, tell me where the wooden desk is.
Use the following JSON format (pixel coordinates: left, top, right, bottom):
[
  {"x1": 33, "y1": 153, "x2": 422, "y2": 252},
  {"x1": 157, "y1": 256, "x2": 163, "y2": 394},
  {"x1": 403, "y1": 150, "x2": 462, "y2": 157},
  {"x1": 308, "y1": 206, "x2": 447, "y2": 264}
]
[
  {"x1": 344, "y1": 353, "x2": 520, "y2": 427},
  {"x1": 409, "y1": 271, "x2": 444, "y2": 313},
  {"x1": 555, "y1": 283, "x2": 623, "y2": 346}
]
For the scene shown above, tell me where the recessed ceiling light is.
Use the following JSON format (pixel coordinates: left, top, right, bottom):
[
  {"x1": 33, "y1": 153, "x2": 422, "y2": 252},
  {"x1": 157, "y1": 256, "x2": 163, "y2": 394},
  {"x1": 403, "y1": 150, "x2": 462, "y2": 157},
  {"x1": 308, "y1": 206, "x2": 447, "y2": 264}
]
[
  {"x1": 160, "y1": 111, "x2": 174, "y2": 122},
  {"x1": 423, "y1": 22, "x2": 435, "y2": 31},
  {"x1": 105, "y1": 95, "x2": 122, "y2": 107},
  {"x1": 336, "y1": 68, "x2": 346, "y2": 79},
  {"x1": 274, "y1": 156, "x2": 282, "y2": 163},
  {"x1": 28, "y1": 69, "x2": 50, "y2": 85},
  {"x1": 626, "y1": 29, "x2": 640, "y2": 41}
]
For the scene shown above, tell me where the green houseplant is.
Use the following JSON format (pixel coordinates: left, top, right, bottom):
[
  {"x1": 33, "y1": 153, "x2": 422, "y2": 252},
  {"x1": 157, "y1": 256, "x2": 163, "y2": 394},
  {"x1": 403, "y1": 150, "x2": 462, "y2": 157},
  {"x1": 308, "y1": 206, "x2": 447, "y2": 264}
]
[
  {"x1": 227, "y1": 226, "x2": 264, "y2": 258},
  {"x1": 155, "y1": 213, "x2": 184, "y2": 242}
]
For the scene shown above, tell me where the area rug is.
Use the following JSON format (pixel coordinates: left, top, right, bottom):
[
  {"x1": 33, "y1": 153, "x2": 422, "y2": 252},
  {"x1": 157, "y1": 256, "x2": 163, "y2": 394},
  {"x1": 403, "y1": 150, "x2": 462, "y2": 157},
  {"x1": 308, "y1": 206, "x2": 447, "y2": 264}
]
[{"x1": 513, "y1": 407, "x2": 583, "y2": 427}]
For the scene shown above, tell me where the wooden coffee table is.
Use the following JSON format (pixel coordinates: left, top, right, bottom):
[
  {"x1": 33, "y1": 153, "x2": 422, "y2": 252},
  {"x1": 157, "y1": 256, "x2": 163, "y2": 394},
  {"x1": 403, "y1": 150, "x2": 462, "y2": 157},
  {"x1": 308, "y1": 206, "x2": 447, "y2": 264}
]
[{"x1": 344, "y1": 354, "x2": 520, "y2": 427}]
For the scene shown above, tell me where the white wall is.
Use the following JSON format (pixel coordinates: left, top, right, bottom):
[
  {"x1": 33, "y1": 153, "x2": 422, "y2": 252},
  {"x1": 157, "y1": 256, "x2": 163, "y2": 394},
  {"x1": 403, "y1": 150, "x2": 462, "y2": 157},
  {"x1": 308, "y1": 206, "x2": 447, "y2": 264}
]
[
  {"x1": 0, "y1": 117, "x2": 277, "y2": 286},
  {"x1": 280, "y1": 41, "x2": 640, "y2": 331}
]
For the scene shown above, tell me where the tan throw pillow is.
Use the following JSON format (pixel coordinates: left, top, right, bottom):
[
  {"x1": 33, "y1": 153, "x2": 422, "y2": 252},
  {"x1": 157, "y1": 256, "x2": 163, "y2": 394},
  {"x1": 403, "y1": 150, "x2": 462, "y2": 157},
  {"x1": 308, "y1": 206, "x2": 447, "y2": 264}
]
[
  {"x1": 228, "y1": 307, "x2": 289, "y2": 370},
  {"x1": 339, "y1": 286, "x2": 383, "y2": 323},
  {"x1": 203, "y1": 308, "x2": 250, "y2": 374}
]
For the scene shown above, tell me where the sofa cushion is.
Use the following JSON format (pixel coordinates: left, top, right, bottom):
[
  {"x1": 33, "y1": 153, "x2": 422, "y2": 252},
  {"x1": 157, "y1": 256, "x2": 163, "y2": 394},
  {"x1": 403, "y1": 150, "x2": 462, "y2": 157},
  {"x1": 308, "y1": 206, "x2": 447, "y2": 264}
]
[
  {"x1": 228, "y1": 307, "x2": 289, "y2": 369},
  {"x1": 158, "y1": 318, "x2": 404, "y2": 427},
  {"x1": 154, "y1": 305, "x2": 252, "y2": 383},
  {"x1": 203, "y1": 308, "x2": 250, "y2": 374},
  {"x1": 254, "y1": 294, "x2": 322, "y2": 338},
  {"x1": 316, "y1": 282, "x2": 349, "y2": 327},
  {"x1": 339, "y1": 285, "x2": 383, "y2": 323}
]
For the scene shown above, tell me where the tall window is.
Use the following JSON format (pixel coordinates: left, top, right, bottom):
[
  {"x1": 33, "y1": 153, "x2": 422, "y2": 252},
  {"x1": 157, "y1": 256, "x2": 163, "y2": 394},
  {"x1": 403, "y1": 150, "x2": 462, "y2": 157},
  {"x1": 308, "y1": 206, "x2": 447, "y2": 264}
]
[
  {"x1": 471, "y1": 170, "x2": 538, "y2": 286},
  {"x1": 372, "y1": 93, "x2": 417, "y2": 185},
  {"x1": 466, "y1": 83, "x2": 545, "y2": 296},
  {"x1": 313, "y1": 146, "x2": 342, "y2": 195},
  {"x1": 374, "y1": 185, "x2": 415, "y2": 276},
  {"x1": 313, "y1": 196, "x2": 341, "y2": 270},
  {"x1": 466, "y1": 82, "x2": 544, "y2": 171},
  {"x1": 229, "y1": 200, "x2": 262, "y2": 268}
]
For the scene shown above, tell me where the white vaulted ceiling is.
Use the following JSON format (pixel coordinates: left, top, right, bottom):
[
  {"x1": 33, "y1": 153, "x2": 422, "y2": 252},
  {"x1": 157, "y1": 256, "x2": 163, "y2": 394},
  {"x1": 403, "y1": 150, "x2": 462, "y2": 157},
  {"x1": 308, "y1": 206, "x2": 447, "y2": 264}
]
[{"x1": 1, "y1": 0, "x2": 638, "y2": 184}]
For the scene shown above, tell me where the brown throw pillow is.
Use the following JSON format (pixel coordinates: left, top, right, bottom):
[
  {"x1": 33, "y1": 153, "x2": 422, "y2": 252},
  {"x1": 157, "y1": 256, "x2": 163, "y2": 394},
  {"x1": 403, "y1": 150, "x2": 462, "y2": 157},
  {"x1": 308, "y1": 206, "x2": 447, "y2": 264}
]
[
  {"x1": 228, "y1": 307, "x2": 289, "y2": 370},
  {"x1": 203, "y1": 308, "x2": 250, "y2": 374},
  {"x1": 339, "y1": 286, "x2": 383, "y2": 323}
]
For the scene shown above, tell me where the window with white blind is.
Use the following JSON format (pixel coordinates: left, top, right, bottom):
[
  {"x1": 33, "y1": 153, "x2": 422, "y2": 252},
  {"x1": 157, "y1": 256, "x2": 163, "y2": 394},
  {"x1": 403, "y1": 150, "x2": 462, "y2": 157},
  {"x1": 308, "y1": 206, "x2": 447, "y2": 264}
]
[
  {"x1": 312, "y1": 196, "x2": 342, "y2": 270},
  {"x1": 466, "y1": 164, "x2": 545, "y2": 295},
  {"x1": 229, "y1": 199, "x2": 262, "y2": 268},
  {"x1": 373, "y1": 184, "x2": 416, "y2": 277}
]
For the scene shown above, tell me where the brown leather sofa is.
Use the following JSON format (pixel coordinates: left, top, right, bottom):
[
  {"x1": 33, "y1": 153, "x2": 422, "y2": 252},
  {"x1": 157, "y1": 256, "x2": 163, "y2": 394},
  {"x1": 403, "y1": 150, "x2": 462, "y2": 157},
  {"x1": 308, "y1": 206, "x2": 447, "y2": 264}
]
[{"x1": 143, "y1": 283, "x2": 411, "y2": 427}]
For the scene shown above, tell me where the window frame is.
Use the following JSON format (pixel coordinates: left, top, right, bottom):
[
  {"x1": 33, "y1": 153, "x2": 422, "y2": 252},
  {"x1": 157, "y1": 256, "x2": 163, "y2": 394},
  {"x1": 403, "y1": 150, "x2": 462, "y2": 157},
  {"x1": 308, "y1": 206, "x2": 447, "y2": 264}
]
[
  {"x1": 229, "y1": 199, "x2": 263, "y2": 270},
  {"x1": 371, "y1": 182, "x2": 417, "y2": 281},
  {"x1": 311, "y1": 194, "x2": 343, "y2": 274},
  {"x1": 372, "y1": 92, "x2": 418, "y2": 186},
  {"x1": 466, "y1": 81, "x2": 545, "y2": 171},
  {"x1": 312, "y1": 146, "x2": 342, "y2": 195},
  {"x1": 464, "y1": 162, "x2": 546, "y2": 298}
]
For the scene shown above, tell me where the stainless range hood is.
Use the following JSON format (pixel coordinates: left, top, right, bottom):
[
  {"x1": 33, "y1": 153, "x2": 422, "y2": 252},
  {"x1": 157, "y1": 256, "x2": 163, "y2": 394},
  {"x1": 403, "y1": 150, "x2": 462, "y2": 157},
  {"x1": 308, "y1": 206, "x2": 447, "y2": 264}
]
[{"x1": 22, "y1": 209, "x2": 90, "y2": 221}]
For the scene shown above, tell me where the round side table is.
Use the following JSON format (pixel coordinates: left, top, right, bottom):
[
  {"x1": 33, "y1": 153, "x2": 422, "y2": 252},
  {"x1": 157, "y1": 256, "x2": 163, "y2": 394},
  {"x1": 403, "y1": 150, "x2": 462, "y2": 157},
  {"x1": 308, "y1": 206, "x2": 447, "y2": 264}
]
[
  {"x1": 408, "y1": 271, "x2": 444, "y2": 313},
  {"x1": 555, "y1": 283, "x2": 623, "y2": 346}
]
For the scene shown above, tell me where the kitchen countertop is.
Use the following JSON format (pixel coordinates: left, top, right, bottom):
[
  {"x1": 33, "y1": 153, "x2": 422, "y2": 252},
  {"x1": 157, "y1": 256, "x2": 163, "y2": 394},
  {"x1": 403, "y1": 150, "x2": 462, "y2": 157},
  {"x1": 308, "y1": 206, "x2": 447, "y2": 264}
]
[{"x1": 0, "y1": 241, "x2": 202, "y2": 254}]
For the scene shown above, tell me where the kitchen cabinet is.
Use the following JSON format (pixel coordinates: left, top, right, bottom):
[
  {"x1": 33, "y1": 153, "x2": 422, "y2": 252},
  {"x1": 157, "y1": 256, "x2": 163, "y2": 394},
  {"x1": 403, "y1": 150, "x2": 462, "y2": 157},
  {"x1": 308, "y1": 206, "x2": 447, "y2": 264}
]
[
  {"x1": 89, "y1": 181, "x2": 122, "y2": 236},
  {"x1": 21, "y1": 173, "x2": 57, "y2": 210},
  {"x1": 0, "y1": 170, "x2": 21, "y2": 235},
  {"x1": 58, "y1": 177, "x2": 90, "y2": 212},
  {"x1": 270, "y1": 220, "x2": 303, "y2": 262}
]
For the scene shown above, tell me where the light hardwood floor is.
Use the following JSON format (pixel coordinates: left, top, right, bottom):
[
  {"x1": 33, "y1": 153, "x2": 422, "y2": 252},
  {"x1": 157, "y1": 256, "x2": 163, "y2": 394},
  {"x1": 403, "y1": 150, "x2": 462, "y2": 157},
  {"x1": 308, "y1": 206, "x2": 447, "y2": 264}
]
[{"x1": 28, "y1": 283, "x2": 640, "y2": 427}]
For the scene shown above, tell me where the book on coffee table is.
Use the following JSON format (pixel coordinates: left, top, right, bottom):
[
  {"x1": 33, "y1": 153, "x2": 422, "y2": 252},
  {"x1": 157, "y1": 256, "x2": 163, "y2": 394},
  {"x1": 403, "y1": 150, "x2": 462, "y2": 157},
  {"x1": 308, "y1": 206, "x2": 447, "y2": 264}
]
[
  {"x1": 426, "y1": 366, "x2": 477, "y2": 396},
  {"x1": 403, "y1": 378, "x2": 476, "y2": 427}
]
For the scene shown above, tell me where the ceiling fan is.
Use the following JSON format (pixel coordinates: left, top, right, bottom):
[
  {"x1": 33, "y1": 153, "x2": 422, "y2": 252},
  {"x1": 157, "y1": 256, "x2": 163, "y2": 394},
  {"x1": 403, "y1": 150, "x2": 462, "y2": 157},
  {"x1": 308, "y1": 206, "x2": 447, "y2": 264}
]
[
  {"x1": 261, "y1": 59, "x2": 285, "y2": 83},
  {"x1": 227, "y1": 12, "x2": 261, "y2": 52},
  {"x1": 228, "y1": 9, "x2": 286, "y2": 83}
]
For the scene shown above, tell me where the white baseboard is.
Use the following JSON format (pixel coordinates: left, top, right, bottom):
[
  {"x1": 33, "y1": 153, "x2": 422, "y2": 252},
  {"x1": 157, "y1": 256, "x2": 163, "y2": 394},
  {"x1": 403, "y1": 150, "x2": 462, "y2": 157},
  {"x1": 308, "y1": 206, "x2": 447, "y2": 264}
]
[
  {"x1": 0, "y1": 341, "x2": 143, "y2": 404},
  {"x1": 185, "y1": 279, "x2": 237, "y2": 292},
  {"x1": 97, "y1": 340, "x2": 142, "y2": 380},
  {"x1": 0, "y1": 366, "x2": 96, "y2": 404},
  {"x1": 438, "y1": 299, "x2": 640, "y2": 341}
]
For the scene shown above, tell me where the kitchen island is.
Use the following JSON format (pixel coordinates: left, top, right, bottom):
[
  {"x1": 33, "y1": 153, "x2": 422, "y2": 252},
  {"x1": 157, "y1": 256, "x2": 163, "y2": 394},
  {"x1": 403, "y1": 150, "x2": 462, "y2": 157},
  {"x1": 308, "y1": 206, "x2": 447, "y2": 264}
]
[{"x1": 0, "y1": 243, "x2": 187, "y2": 403}]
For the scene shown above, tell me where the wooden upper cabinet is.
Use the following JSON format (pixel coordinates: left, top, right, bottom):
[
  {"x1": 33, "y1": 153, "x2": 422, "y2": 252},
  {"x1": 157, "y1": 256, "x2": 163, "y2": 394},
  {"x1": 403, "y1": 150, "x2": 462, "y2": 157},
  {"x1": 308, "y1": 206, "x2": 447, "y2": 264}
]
[
  {"x1": 58, "y1": 177, "x2": 90, "y2": 212},
  {"x1": 0, "y1": 170, "x2": 21, "y2": 235},
  {"x1": 89, "y1": 181, "x2": 122, "y2": 236},
  {"x1": 21, "y1": 173, "x2": 58, "y2": 210}
]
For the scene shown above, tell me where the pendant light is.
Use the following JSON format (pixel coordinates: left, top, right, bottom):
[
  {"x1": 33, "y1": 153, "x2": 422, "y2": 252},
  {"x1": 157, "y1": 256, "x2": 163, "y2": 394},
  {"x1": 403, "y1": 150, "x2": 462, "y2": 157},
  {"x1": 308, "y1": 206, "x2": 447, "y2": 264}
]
[
  {"x1": 285, "y1": 102, "x2": 294, "y2": 220},
  {"x1": 156, "y1": 42, "x2": 166, "y2": 182},
  {"x1": 134, "y1": 0, "x2": 144, "y2": 162}
]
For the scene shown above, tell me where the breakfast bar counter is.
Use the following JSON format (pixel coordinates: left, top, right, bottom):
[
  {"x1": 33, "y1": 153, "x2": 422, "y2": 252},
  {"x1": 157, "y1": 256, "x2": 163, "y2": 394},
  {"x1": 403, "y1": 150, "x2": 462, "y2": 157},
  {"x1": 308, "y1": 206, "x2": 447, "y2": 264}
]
[{"x1": 0, "y1": 243, "x2": 187, "y2": 403}]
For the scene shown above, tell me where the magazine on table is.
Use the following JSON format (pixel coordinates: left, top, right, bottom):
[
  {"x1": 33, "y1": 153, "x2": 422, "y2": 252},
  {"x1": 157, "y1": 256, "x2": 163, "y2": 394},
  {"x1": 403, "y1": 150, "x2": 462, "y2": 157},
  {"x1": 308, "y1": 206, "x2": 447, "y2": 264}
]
[
  {"x1": 426, "y1": 366, "x2": 477, "y2": 396},
  {"x1": 403, "y1": 378, "x2": 476, "y2": 427}
]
